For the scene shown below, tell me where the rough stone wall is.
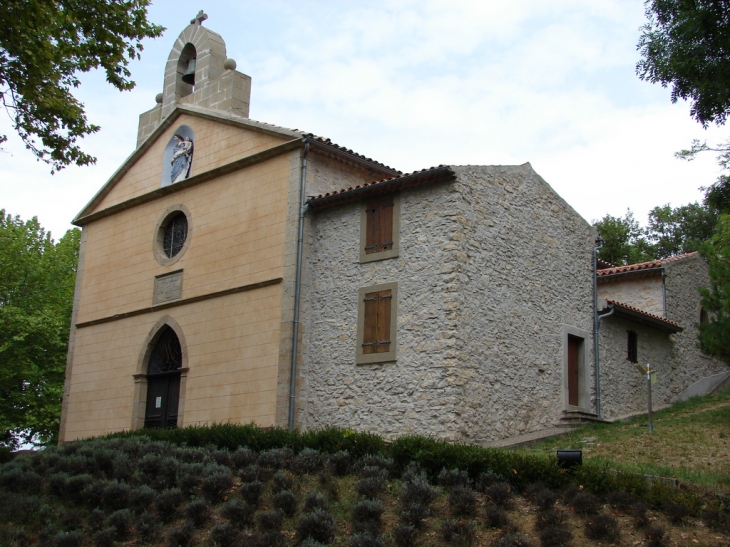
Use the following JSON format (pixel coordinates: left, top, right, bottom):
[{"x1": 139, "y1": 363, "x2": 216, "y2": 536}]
[
  {"x1": 306, "y1": 152, "x2": 391, "y2": 198},
  {"x1": 299, "y1": 164, "x2": 597, "y2": 443},
  {"x1": 599, "y1": 255, "x2": 727, "y2": 420},
  {"x1": 598, "y1": 274, "x2": 664, "y2": 317},
  {"x1": 449, "y1": 165, "x2": 596, "y2": 442}
]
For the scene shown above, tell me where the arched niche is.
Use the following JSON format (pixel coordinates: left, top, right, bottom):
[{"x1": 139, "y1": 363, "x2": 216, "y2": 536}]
[
  {"x1": 161, "y1": 125, "x2": 195, "y2": 186},
  {"x1": 132, "y1": 316, "x2": 189, "y2": 430}
]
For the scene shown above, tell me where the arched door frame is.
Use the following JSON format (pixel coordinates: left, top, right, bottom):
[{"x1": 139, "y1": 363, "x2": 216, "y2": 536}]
[{"x1": 132, "y1": 315, "x2": 189, "y2": 430}]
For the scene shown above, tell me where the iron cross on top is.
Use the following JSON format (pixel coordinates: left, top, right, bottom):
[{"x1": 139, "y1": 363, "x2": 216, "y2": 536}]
[{"x1": 191, "y1": 10, "x2": 208, "y2": 25}]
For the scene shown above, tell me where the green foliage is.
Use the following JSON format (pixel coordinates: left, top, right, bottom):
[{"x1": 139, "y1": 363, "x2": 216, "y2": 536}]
[
  {"x1": 0, "y1": 1, "x2": 163, "y2": 172},
  {"x1": 699, "y1": 214, "x2": 730, "y2": 361},
  {"x1": 647, "y1": 202, "x2": 717, "y2": 258},
  {"x1": 0, "y1": 211, "x2": 80, "y2": 449},
  {"x1": 637, "y1": 0, "x2": 730, "y2": 127},
  {"x1": 593, "y1": 210, "x2": 655, "y2": 265}
]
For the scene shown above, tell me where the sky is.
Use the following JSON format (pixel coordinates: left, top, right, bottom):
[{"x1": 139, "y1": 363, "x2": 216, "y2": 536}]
[{"x1": 1, "y1": 0, "x2": 728, "y2": 240}]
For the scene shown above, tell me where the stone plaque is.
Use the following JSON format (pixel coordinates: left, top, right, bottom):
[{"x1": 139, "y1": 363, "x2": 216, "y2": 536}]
[{"x1": 154, "y1": 271, "x2": 183, "y2": 304}]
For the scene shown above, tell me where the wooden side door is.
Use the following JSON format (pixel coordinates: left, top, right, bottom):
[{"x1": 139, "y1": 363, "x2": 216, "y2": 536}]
[
  {"x1": 144, "y1": 373, "x2": 181, "y2": 428},
  {"x1": 567, "y1": 335, "x2": 580, "y2": 407}
]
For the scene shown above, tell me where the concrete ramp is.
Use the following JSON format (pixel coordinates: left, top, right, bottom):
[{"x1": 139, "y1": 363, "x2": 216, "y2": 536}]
[{"x1": 671, "y1": 370, "x2": 730, "y2": 403}]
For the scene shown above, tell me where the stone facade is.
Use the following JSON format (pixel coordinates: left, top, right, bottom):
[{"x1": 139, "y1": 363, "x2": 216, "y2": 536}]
[
  {"x1": 597, "y1": 254, "x2": 727, "y2": 420},
  {"x1": 298, "y1": 165, "x2": 597, "y2": 443}
]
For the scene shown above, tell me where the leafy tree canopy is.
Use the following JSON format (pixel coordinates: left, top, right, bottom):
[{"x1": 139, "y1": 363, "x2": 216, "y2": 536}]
[
  {"x1": 0, "y1": 211, "x2": 80, "y2": 449},
  {"x1": 699, "y1": 214, "x2": 730, "y2": 360},
  {"x1": 0, "y1": 1, "x2": 164, "y2": 172},
  {"x1": 593, "y1": 210, "x2": 655, "y2": 265},
  {"x1": 637, "y1": 0, "x2": 730, "y2": 127}
]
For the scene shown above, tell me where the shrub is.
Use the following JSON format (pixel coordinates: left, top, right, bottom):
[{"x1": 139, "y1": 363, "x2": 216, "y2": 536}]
[
  {"x1": 438, "y1": 468, "x2": 471, "y2": 488},
  {"x1": 318, "y1": 470, "x2": 339, "y2": 500},
  {"x1": 358, "y1": 455, "x2": 393, "y2": 475},
  {"x1": 106, "y1": 509, "x2": 134, "y2": 541},
  {"x1": 256, "y1": 509, "x2": 284, "y2": 531},
  {"x1": 360, "y1": 465, "x2": 388, "y2": 480},
  {"x1": 137, "y1": 511, "x2": 161, "y2": 543},
  {"x1": 570, "y1": 491, "x2": 600, "y2": 515},
  {"x1": 47, "y1": 472, "x2": 69, "y2": 497},
  {"x1": 584, "y1": 513, "x2": 620, "y2": 542},
  {"x1": 398, "y1": 502, "x2": 429, "y2": 528},
  {"x1": 219, "y1": 499, "x2": 255, "y2": 529},
  {"x1": 185, "y1": 498, "x2": 211, "y2": 527},
  {"x1": 663, "y1": 502, "x2": 690, "y2": 524},
  {"x1": 399, "y1": 462, "x2": 425, "y2": 484},
  {"x1": 441, "y1": 519, "x2": 476, "y2": 546},
  {"x1": 200, "y1": 468, "x2": 234, "y2": 501},
  {"x1": 91, "y1": 527, "x2": 116, "y2": 547},
  {"x1": 0, "y1": 492, "x2": 41, "y2": 525},
  {"x1": 400, "y1": 476, "x2": 437, "y2": 506},
  {"x1": 352, "y1": 499, "x2": 384, "y2": 535},
  {"x1": 485, "y1": 482, "x2": 512, "y2": 508},
  {"x1": 272, "y1": 470, "x2": 296, "y2": 494},
  {"x1": 494, "y1": 533, "x2": 535, "y2": 547},
  {"x1": 87, "y1": 508, "x2": 106, "y2": 531},
  {"x1": 175, "y1": 446, "x2": 208, "y2": 464},
  {"x1": 702, "y1": 509, "x2": 730, "y2": 532},
  {"x1": 356, "y1": 476, "x2": 385, "y2": 499},
  {"x1": 7, "y1": 529, "x2": 32, "y2": 547},
  {"x1": 292, "y1": 448, "x2": 322, "y2": 474},
  {"x1": 560, "y1": 485, "x2": 579, "y2": 504},
  {"x1": 325, "y1": 450, "x2": 352, "y2": 476},
  {"x1": 273, "y1": 489, "x2": 299, "y2": 517},
  {"x1": 210, "y1": 523, "x2": 240, "y2": 547},
  {"x1": 300, "y1": 540, "x2": 330, "y2": 547},
  {"x1": 58, "y1": 508, "x2": 85, "y2": 531},
  {"x1": 349, "y1": 532, "x2": 385, "y2": 547},
  {"x1": 296, "y1": 508, "x2": 336, "y2": 544},
  {"x1": 166, "y1": 522, "x2": 194, "y2": 547},
  {"x1": 211, "y1": 449, "x2": 232, "y2": 468},
  {"x1": 238, "y1": 480, "x2": 264, "y2": 506},
  {"x1": 258, "y1": 448, "x2": 292, "y2": 473},
  {"x1": 645, "y1": 524, "x2": 669, "y2": 547},
  {"x1": 485, "y1": 505, "x2": 514, "y2": 530},
  {"x1": 477, "y1": 470, "x2": 508, "y2": 492},
  {"x1": 607, "y1": 490, "x2": 635, "y2": 512},
  {"x1": 538, "y1": 526, "x2": 572, "y2": 547},
  {"x1": 449, "y1": 486, "x2": 478, "y2": 516},
  {"x1": 155, "y1": 488, "x2": 185, "y2": 522},
  {"x1": 240, "y1": 464, "x2": 260, "y2": 483},
  {"x1": 129, "y1": 484, "x2": 157, "y2": 513},
  {"x1": 231, "y1": 447, "x2": 257, "y2": 469},
  {"x1": 532, "y1": 489, "x2": 557, "y2": 511},
  {"x1": 101, "y1": 480, "x2": 132, "y2": 512},
  {"x1": 393, "y1": 523, "x2": 418, "y2": 547},
  {"x1": 534, "y1": 508, "x2": 567, "y2": 531},
  {"x1": 51, "y1": 531, "x2": 84, "y2": 547},
  {"x1": 176, "y1": 463, "x2": 204, "y2": 494},
  {"x1": 633, "y1": 501, "x2": 650, "y2": 528}
]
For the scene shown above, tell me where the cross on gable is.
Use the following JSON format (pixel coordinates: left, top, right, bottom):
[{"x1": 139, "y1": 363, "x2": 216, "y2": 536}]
[{"x1": 191, "y1": 10, "x2": 208, "y2": 26}]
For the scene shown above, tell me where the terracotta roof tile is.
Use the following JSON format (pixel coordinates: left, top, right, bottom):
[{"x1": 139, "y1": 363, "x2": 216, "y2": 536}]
[
  {"x1": 308, "y1": 165, "x2": 455, "y2": 208},
  {"x1": 596, "y1": 252, "x2": 699, "y2": 277},
  {"x1": 603, "y1": 299, "x2": 682, "y2": 330}
]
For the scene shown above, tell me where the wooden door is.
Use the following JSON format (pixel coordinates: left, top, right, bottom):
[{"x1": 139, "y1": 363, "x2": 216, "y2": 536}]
[
  {"x1": 567, "y1": 335, "x2": 580, "y2": 407},
  {"x1": 144, "y1": 372, "x2": 180, "y2": 428}
]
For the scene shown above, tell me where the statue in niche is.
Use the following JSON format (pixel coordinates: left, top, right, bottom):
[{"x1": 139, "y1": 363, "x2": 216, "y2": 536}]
[{"x1": 170, "y1": 134, "x2": 194, "y2": 183}]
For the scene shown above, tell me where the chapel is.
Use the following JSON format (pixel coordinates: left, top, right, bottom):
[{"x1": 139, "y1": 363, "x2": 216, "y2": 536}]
[{"x1": 59, "y1": 17, "x2": 727, "y2": 445}]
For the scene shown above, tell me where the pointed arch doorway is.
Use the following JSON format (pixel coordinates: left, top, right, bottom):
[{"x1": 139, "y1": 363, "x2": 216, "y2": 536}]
[{"x1": 144, "y1": 325, "x2": 183, "y2": 428}]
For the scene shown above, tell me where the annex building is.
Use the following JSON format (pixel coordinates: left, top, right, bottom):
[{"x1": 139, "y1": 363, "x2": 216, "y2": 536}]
[{"x1": 59, "y1": 18, "x2": 728, "y2": 445}]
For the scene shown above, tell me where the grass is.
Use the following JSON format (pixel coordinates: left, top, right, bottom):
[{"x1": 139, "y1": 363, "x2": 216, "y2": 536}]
[{"x1": 515, "y1": 388, "x2": 730, "y2": 487}]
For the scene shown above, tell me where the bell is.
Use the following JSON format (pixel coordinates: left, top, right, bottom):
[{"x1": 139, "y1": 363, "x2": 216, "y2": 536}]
[{"x1": 181, "y1": 59, "x2": 196, "y2": 85}]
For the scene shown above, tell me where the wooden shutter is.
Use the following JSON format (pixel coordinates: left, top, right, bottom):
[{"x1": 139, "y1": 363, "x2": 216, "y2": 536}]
[
  {"x1": 365, "y1": 202, "x2": 380, "y2": 254},
  {"x1": 362, "y1": 291, "x2": 379, "y2": 354},
  {"x1": 362, "y1": 289, "x2": 392, "y2": 354},
  {"x1": 364, "y1": 197, "x2": 394, "y2": 254}
]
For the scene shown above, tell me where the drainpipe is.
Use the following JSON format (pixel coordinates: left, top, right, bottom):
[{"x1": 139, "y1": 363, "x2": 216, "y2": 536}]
[
  {"x1": 661, "y1": 270, "x2": 667, "y2": 318},
  {"x1": 288, "y1": 139, "x2": 309, "y2": 431},
  {"x1": 593, "y1": 238, "x2": 604, "y2": 419}
]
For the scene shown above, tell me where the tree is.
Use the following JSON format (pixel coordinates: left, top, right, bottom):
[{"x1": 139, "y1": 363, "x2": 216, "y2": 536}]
[
  {"x1": 637, "y1": 0, "x2": 730, "y2": 127},
  {"x1": 646, "y1": 201, "x2": 717, "y2": 258},
  {"x1": 0, "y1": 211, "x2": 80, "y2": 449},
  {"x1": 593, "y1": 210, "x2": 655, "y2": 265},
  {"x1": 0, "y1": 1, "x2": 163, "y2": 172},
  {"x1": 699, "y1": 214, "x2": 730, "y2": 360}
]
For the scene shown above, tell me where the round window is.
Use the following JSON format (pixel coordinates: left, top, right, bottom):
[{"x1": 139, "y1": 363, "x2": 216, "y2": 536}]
[
  {"x1": 163, "y1": 213, "x2": 188, "y2": 258},
  {"x1": 153, "y1": 205, "x2": 192, "y2": 266}
]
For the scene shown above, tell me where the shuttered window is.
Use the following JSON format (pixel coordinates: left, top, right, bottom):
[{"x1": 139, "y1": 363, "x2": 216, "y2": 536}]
[
  {"x1": 362, "y1": 289, "x2": 392, "y2": 354},
  {"x1": 357, "y1": 282, "x2": 397, "y2": 364},
  {"x1": 360, "y1": 195, "x2": 400, "y2": 263}
]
